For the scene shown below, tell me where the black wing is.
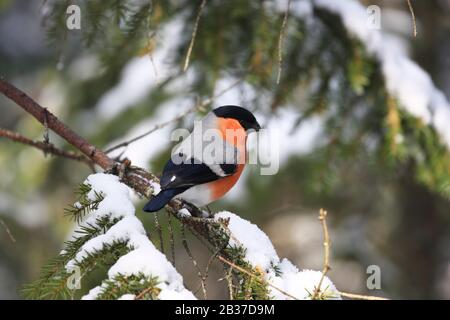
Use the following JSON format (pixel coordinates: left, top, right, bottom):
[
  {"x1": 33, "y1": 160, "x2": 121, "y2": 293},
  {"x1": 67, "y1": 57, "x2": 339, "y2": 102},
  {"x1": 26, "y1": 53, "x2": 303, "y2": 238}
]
[{"x1": 160, "y1": 157, "x2": 237, "y2": 189}]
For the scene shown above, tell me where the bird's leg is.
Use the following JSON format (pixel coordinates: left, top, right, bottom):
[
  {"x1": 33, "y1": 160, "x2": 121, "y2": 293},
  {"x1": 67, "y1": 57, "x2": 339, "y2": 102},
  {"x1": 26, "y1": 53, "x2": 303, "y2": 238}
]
[
  {"x1": 114, "y1": 158, "x2": 131, "y2": 180},
  {"x1": 180, "y1": 199, "x2": 205, "y2": 218},
  {"x1": 205, "y1": 205, "x2": 212, "y2": 216}
]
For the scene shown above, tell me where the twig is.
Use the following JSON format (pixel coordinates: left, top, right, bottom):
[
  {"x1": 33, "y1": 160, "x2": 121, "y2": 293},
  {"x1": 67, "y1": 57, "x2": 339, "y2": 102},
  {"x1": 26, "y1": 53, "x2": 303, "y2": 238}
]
[
  {"x1": 104, "y1": 108, "x2": 194, "y2": 154},
  {"x1": 104, "y1": 77, "x2": 243, "y2": 154},
  {"x1": 0, "y1": 219, "x2": 16, "y2": 243},
  {"x1": 181, "y1": 224, "x2": 207, "y2": 299},
  {"x1": 0, "y1": 128, "x2": 93, "y2": 167},
  {"x1": 406, "y1": 0, "x2": 417, "y2": 37},
  {"x1": 276, "y1": 0, "x2": 291, "y2": 84},
  {"x1": 0, "y1": 79, "x2": 115, "y2": 170},
  {"x1": 205, "y1": 247, "x2": 221, "y2": 281},
  {"x1": 217, "y1": 255, "x2": 299, "y2": 300},
  {"x1": 135, "y1": 286, "x2": 157, "y2": 300},
  {"x1": 154, "y1": 212, "x2": 165, "y2": 254},
  {"x1": 312, "y1": 208, "x2": 331, "y2": 299},
  {"x1": 167, "y1": 211, "x2": 176, "y2": 266},
  {"x1": 42, "y1": 108, "x2": 50, "y2": 145},
  {"x1": 183, "y1": 0, "x2": 207, "y2": 72},
  {"x1": 187, "y1": 223, "x2": 215, "y2": 252},
  {"x1": 312, "y1": 209, "x2": 387, "y2": 300},
  {"x1": 338, "y1": 291, "x2": 388, "y2": 300},
  {"x1": 225, "y1": 267, "x2": 234, "y2": 300}
]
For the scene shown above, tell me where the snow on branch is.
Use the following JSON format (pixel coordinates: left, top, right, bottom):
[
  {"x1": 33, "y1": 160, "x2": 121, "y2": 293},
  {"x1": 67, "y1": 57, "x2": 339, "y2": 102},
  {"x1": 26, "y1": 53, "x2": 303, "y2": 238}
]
[
  {"x1": 215, "y1": 211, "x2": 340, "y2": 300},
  {"x1": 66, "y1": 173, "x2": 195, "y2": 300},
  {"x1": 311, "y1": 0, "x2": 450, "y2": 148}
]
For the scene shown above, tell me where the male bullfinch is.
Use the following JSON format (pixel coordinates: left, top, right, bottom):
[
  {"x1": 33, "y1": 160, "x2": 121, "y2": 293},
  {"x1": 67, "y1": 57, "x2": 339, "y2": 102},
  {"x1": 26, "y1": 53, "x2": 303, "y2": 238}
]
[{"x1": 143, "y1": 105, "x2": 261, "y2": 213}]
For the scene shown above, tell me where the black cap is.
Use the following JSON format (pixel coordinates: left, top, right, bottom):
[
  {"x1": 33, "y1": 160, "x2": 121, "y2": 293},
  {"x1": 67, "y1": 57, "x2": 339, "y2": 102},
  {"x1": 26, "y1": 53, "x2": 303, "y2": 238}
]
[{"x1": 213, "y1": 105, "x2": 261, "y2": 131}]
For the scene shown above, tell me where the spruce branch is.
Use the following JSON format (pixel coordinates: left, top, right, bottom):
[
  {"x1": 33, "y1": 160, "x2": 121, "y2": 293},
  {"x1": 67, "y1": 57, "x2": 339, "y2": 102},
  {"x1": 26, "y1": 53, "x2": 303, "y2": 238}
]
[
  {"x1": 64, "y1": 183, "x2": 105, "y2": 223},
  {"x1": 95, "y1": 273, "x2": 161, "y2": 300},
  {"x1": 217, "y1": 255, "x2": 291, "y2": 300},
  {"x1": 22, "y1": 215, "x2": 121, "y2": 299}
]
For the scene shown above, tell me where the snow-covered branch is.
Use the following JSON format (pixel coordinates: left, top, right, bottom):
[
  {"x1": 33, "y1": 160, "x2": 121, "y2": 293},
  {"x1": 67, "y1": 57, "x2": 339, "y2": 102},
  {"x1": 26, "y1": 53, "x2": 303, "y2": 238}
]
[
  {"x1": 311, "y1": 0, "x2": 450, "y2": 148},
  {"x1": 214, "y1": 211, "x2": 340, "y2": 300},
  {"x1": 71, "y1": 174, "x2": 195, "y2": 300}
]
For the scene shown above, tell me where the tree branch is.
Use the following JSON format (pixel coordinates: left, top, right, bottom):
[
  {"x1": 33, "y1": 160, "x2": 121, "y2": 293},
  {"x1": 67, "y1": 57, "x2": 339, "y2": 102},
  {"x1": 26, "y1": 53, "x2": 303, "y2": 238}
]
[
  {"x1": 0, "y1": 79, "x2": 115, "y2": 170},
  {"x1": 0, "y1": 128, "x2": 93, "y2": 166},
  {"x1": 217, "y1": 255, "x2": 299, "y2": 300}
]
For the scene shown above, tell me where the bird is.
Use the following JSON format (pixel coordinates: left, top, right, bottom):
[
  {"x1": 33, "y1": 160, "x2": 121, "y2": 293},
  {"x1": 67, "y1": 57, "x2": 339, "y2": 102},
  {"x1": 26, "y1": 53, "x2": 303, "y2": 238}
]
[{"x1": 143, "y1": 105, "x2": 261, "y2": 213}]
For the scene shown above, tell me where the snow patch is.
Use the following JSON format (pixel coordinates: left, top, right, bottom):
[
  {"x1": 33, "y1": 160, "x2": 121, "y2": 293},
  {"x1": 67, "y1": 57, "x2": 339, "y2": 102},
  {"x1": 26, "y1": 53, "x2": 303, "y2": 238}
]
[
  {"x1": 66, "y1": 173, "x2": 195, "y2": 300},
  {"x1": 268, "y1": 260, "x2": 340, "y2": 300},
  {"x1": 177, "y1": 208, "x2": 191, "y2": 218},
  {"x1": 215, "y1": 211, "x2": 279, "y2": 271},
  {"x1": 82, "y1": 173, "x2": 135, "y2": 226},
  {"x1": 82, "y1": 285, "x2": 104, "y2": 300},
  {"x1": 150, "y1": 180, "x2": 161, "y2": 195},
  {"x1": 96, "y1": 19, "x2": 183, "y2": 120},
  {"x1": 215, "y1": 211, "x2": 340, "y2": 300}
]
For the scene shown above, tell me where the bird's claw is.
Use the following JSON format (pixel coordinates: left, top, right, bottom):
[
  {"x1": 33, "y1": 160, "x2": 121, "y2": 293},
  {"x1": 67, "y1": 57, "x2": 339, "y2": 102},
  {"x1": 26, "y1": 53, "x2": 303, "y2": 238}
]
[{"x1": 180, "y1": 199, "x2": 209, "y2": 218}]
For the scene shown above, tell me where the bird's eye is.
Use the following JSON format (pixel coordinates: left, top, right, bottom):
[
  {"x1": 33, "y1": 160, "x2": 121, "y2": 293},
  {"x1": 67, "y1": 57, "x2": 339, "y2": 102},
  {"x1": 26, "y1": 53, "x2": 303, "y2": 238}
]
[{"x1": 178, "y1": 152, "x2": 183, "y2": 157}]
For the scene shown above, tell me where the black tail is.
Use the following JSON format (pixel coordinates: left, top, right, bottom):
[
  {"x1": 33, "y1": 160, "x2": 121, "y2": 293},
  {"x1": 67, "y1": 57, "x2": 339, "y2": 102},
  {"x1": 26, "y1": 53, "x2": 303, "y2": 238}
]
[{"x1": 143, "y1": 188, "x2": 185, "y2": 212}]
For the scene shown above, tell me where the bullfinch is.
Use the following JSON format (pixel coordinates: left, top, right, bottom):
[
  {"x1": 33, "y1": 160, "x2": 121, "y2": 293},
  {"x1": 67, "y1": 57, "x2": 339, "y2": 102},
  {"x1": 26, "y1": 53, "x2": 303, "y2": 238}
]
[{"x1": 143, "y1": 105, "x2": 261, "y2": 213}]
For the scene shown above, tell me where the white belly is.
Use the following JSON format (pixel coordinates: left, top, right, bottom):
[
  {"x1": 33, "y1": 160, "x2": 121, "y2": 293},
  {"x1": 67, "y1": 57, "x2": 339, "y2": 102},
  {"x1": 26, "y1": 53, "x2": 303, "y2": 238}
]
[{"x1": 177, "y1": 184, "x2": 212, "y2": 207}]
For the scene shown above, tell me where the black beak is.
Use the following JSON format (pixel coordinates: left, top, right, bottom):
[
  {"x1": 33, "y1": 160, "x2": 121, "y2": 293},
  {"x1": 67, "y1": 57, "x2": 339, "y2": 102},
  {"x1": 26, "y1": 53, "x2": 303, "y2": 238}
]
[
  {"x1": 241, "y1": 120, "x2": 261, "y2": 132},
  {"x1": 253, "y1": 122, "x2": 261, "y2": 131}
]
